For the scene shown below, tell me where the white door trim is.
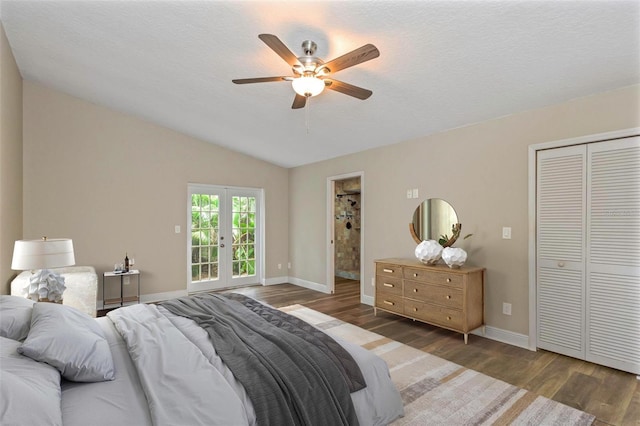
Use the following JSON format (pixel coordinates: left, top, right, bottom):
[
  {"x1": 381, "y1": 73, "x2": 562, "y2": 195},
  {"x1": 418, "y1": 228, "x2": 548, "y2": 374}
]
[
  {"x1": 326, "y1": 171, "x2": 364, "y2": 298},
  {"x1": 527, "y1": 127, "x2": 640, "y2": 351}
]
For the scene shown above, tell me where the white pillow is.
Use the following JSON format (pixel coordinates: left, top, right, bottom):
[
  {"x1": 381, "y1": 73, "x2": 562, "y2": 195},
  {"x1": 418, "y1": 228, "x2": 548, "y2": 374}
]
[
  {"x1": 0, "y1": 336, "x2": 63, "y2": 426},
  {"x1": 18, "y1": 302, "x2": 115, "y2": 382},
  {"x1": 0, "y1": 295, "x2": 35, "y2": 341}
]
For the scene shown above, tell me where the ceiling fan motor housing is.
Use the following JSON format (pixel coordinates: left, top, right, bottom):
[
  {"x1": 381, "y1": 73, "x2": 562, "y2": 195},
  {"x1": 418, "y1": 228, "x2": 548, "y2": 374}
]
[{"x1": 294, "y1": 41, "x2": 326, "y2": 76}]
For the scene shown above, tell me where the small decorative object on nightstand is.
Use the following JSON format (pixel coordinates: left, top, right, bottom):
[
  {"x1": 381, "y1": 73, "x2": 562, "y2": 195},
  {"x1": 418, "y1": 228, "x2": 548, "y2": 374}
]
[{"x1": 103, "y1": 270, "x2": 140, "y2": 309}]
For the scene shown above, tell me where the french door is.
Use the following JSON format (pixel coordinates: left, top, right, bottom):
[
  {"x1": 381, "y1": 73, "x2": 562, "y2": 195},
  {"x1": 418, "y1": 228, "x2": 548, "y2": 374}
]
[{"x1": 188, "y1": 184, "x2": 262, "y2": 292}]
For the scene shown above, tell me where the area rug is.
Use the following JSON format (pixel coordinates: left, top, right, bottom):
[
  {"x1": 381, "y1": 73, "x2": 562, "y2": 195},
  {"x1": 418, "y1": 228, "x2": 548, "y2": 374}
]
[{"x1": 280, "y1": 304, "x2": 595, "y2": 426}]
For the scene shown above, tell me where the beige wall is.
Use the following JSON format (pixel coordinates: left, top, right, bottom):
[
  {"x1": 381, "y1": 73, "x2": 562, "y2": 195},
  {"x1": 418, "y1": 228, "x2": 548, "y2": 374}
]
[
  {"x1": 289, "y1": 84, "x2": 640, "y2": 336},
  {"x1": 0, "y1": 22, "x2": 23, "y2": 294},
  {"x1": 22, "y1": 81, "x2": 289, "y2": 298}
]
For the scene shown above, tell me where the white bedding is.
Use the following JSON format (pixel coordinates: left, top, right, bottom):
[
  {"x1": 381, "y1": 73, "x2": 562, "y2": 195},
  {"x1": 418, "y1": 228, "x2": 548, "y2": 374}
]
[{"x1": 57, "y1": 303, "x2": 403, "y2": 426}]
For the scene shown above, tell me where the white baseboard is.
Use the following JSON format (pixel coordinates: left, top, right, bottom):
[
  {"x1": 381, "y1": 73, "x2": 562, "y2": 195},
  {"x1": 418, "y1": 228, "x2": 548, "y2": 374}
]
[
  {"x1": 288, "y1": 277, "x2": 331, "y2": 294},
  {"x1": 263, "y1": 276, "x2": 289, "y2": 286},
  {"x1": 472, "y1": 325, "x2": 530, "y2": 350},
  {"x1": 361, "y1": 294, "x2": 374, "y2": 306}
]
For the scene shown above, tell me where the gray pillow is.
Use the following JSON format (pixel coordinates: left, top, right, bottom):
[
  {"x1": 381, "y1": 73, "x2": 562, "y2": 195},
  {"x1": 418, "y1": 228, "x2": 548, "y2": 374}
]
[
  {"x1": 0, "y1": 336, "x2": 63, "y2": 426},
  {"x1": 0, "y1": 295, "x2": 35, "y2": 341},
  {"x1": 18, "y1": 302, "x2": 115, "y2": 382}
]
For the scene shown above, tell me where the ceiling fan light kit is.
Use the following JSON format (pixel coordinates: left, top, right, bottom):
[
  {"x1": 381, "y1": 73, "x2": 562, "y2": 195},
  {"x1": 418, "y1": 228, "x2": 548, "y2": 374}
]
[
  {"x1": 291, "y1": 75, "x2": 325, "y2": 97},
  {"x1": 232, "y1": 34, "x2": 379, "y2": 109}
]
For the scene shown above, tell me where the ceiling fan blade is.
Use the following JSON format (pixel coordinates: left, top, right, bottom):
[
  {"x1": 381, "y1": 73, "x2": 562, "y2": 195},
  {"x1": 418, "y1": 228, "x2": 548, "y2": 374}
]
[
  {"x1": 323, "y1": 44, "x2": 379, "y2": 74},
  {"x1": 232, "y1": 76, "x2": 289, "y2": 84},
  {"x1": 292, "y1": 94, "x2": 307, "y2": 109},
  {"x1": 258, "y1": 34, "x2": 302, "y2": 68},
  {"x1": 324, "y1": 79, "x2": 373, "y2": 100}
]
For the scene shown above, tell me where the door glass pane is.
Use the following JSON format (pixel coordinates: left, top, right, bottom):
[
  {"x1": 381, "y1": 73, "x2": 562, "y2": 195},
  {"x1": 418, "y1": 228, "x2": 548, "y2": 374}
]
[
  {"x1": 231, "y1": 195, "x2": 256, "y2": 278},
  {"x1": 191, "y1": 193, "x2": 219, "y2": 282}
]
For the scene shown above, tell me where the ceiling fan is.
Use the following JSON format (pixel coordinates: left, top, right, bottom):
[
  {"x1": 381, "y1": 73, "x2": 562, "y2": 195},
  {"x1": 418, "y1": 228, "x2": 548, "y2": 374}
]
[{"x1": 232, "y1": 34, "x2": 380, "y2": 109}]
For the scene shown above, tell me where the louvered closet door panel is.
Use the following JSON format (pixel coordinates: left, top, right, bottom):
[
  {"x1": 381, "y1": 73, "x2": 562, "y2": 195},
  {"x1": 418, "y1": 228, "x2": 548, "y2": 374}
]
[
  {"x1": 586, "y1": 137, "x2": 640, "y2": 374},
  {"x1": 536, "y1": 145, "x2": 586, "y2": 359}
]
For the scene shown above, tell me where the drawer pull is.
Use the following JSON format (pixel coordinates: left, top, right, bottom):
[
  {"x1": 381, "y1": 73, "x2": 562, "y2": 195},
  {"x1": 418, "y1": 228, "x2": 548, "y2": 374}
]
[
  {"x1": 383, "y1": 268, "x2": 394, "y2": 273},
  {"x1": 446, "y1": 295, "x2": 451, "y2": 299},
  {"x1": 413, "y1": 307, "x2": 418, "y2": 312},
  {"x1": 413, "y1": 273, "x2": 418, "y2": 277},
  {"x1": 413, "y1": 288, "x2": 418, "y2": 293},
  {"x1": 383, "y1": 283, "x2": 394, "y2": 288},
  {"x1": 446, "y1": 278, "x2": 452, "y2": 283},
  {"x1": 383, "y1": 300, "x2": 395, "y2": 306},
  {"x1": 447, "y1": 316, "x2": 452, "y2": 320}
]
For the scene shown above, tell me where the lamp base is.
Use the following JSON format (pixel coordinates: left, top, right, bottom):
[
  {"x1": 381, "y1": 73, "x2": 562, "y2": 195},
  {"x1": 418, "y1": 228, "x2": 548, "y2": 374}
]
[
  {"x1": 37, "y1": 297, "x2": 63, "y2": 304},
  {"x1": 26, "y1": 269, "x2": 67, "y2": 303}
]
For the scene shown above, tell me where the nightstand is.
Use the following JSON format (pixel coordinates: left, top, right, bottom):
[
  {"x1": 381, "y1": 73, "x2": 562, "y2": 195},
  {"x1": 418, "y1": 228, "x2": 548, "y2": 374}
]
[{"x1": 103, "y1": 270, "x2": 140, "y2": 309}]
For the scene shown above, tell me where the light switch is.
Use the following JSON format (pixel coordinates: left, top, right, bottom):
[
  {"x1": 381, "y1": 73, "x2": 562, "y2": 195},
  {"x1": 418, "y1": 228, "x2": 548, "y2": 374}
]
[
  {"x1": 502, "y1": 227, "x2": 511, "y2": 239},
  {"x1": 412, "y1": 188, "x2": 419, "y2": 199}
]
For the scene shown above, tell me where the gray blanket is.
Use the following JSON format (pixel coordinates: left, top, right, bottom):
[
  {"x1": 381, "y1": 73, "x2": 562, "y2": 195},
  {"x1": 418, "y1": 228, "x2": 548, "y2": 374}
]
[
  {"x1": 160, "y1": 294, "x2": 361, "y2": 426},
  {"x1": 224, "y1": 293, "x2": 366, "y2": 392}
]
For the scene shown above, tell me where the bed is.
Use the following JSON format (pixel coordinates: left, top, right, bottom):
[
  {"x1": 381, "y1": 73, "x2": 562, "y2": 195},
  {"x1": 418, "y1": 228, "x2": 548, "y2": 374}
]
[{"x1": 0, "y1": 293, "x2": 404, "y2": 426}]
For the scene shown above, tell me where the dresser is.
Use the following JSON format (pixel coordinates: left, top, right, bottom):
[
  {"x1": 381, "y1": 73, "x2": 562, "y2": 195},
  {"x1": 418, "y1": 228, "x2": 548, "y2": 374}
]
[{"x1": 374, "y1": 258, "x2": 484, "y2": 344}]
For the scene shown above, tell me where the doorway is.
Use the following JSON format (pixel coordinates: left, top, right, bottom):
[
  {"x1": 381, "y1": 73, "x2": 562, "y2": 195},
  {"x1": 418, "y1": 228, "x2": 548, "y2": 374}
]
[
  {"x1": 326, "y1": 172, "x2": 364, "y2": 297},
  {"x1": 188, "y1": 184, "x2": 263, "y2": 293}
]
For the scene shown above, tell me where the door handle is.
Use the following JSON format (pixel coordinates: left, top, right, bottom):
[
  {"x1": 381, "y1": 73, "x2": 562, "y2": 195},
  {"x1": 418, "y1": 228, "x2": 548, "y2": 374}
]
[{"x1": 220, "y1": 243, "x2": 225, "y2": 248}]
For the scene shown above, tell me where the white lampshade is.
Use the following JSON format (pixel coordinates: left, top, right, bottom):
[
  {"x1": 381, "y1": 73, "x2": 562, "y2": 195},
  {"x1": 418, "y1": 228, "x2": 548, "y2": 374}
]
[
  {"x1": 292, "y1": 76, "x2": 325, "y2": 97},
  {"x1": 11, "y1": 238, "x2": 75, "y2": 270}
]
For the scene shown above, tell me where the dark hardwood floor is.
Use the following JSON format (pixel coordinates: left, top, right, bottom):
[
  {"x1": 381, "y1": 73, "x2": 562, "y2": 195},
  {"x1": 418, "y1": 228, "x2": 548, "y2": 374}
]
[{"x1": 223, "y1": 278, "x2": 639, "y2": 426}]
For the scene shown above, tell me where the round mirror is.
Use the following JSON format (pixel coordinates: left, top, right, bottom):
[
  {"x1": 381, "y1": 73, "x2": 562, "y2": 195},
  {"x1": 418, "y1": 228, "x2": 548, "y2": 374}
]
[{"x1": 410, "y1": 198, "x2": 460, "y2": 247}]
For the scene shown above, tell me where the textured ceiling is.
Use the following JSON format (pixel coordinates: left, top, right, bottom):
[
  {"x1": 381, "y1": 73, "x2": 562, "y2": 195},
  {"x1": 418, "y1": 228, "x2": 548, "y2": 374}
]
[{"x1": 1, "y1": 1, "x2": 639, "y2": 168}]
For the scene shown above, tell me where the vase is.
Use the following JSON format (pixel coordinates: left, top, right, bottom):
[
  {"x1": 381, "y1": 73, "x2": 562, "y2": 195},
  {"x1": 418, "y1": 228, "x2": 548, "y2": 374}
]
[
  {"x1": 415, "y1": 240, "x2": 443, "y2": 265},
  {"x1": 442, "y1": 247, "x2": 467, "y2": 268}
]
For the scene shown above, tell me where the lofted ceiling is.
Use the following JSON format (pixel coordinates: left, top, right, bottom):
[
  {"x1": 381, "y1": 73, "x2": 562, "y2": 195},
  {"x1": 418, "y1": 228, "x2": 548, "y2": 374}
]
[{"x1": 1, "y1": 0, "x2": 638, "y2": 168}]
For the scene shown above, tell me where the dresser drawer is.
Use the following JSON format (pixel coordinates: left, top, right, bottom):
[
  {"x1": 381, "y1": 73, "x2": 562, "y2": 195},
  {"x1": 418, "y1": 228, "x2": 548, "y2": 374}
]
[
  {"x1": 376, "y1": 293, "x2": 403, "y2": 315},
  {"x1": 404, "y1": 300, "x2": 463, "y2": 330},
  {"x1": 404, "y1": 281, "x2": 463, "y2": 309},
  {"x1": 376, "y1": 263, "x2": 403, "y2": 278},
  {"x1": 376, "y1": 276, "x2": 402, "y2": 296},
  {"x1": 403, "y1": 267, "x2": 463, "y2": 288}
]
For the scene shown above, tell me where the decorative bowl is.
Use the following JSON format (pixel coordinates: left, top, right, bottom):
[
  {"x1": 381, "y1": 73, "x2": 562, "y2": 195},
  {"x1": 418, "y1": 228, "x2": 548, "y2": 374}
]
[
  {"x1": 415, "y1": 240, "x2": 443, "y2": 265},
  {"x1": 442, "y1": 247, "x2": 467, "y2": 268}
]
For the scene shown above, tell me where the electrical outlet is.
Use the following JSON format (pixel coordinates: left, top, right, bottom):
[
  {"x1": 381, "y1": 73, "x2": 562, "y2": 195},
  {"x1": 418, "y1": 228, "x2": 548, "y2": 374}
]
[
  {"x1": 277, "y1": 263, "x2": 282, "y2": 270},
  {"x1": 175, "y1": 225, "x2": 181, "y2": 233},
  {"x1": 371, "y1": 277, "x2": 375, "y2": 287},
  {"x1": 502, "y1": 227, "x2": 512, "y2": 239},
  {"x1": 406, "y1": 189, "x2": 412, "y2": 199},
  {"x1": 503, "y1": 302, "x2": 512, "y2": 315},
  {"x1": 288, "y1": 262, "x2": 291, "y2": 269},
  {"x1": 123, "y1": 276, "x2": 130, "y2": 285},
  {"x1": 412, "y1": 188, "x2": 419, "y2": 199}
]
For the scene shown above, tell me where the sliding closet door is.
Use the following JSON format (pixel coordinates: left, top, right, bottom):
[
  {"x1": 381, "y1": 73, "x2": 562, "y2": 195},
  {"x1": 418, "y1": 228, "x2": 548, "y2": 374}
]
[
  {"x1": 586, "y1": 136, "x2": 640, "y2": 374},
  {"x1": 536, "y1": 145, "x2": 586, "y2": 359}
]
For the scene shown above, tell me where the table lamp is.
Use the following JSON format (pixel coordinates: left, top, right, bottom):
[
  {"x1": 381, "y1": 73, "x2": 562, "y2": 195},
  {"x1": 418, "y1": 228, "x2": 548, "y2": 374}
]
[{"x1": 11, "y1": 237, "x2": 75, "y2": 302}]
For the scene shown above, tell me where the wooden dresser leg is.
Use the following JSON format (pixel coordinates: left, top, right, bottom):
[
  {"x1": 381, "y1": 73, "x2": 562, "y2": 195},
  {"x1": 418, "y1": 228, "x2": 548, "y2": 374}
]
[
  {"x1": 464, "y1": 333, "x2": 469, "y2": 345},
  {"x1": 374, "y1": 307, "x2": 377, "y2": 316}
]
